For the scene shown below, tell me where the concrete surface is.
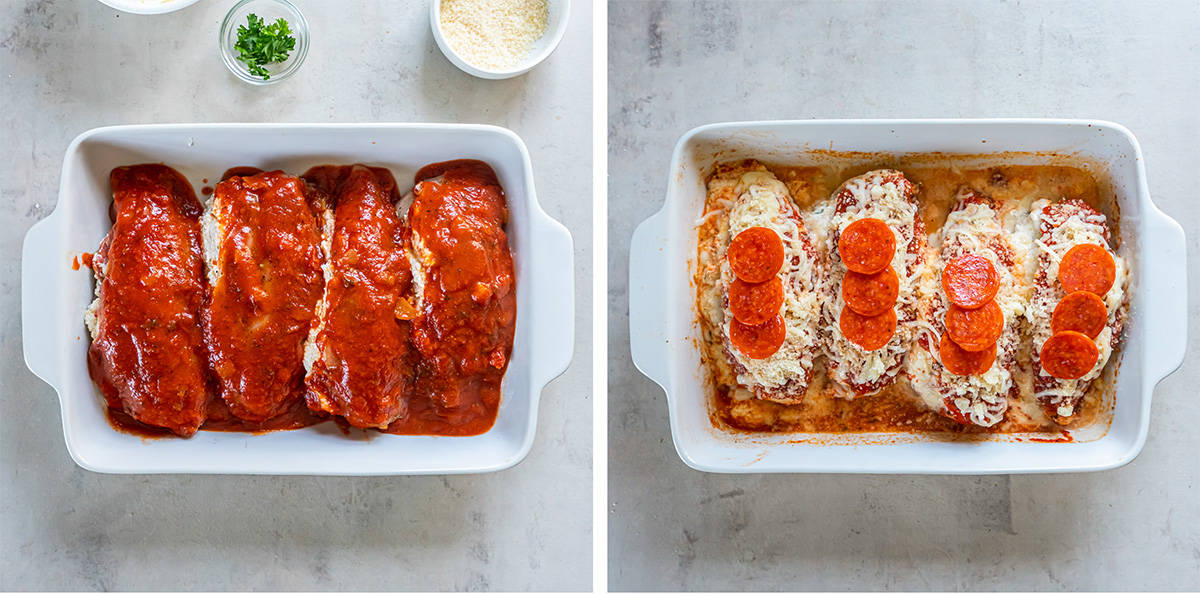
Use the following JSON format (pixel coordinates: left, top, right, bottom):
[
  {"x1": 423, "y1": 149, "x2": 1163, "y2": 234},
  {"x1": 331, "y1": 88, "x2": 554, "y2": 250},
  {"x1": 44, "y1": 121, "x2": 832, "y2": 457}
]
[
  {"x1": 0, "y1": 0, "x2": 591, "y2": 590},
  {"x1": 608, "y1": 1, "x2": 1199, "y2": 590}
]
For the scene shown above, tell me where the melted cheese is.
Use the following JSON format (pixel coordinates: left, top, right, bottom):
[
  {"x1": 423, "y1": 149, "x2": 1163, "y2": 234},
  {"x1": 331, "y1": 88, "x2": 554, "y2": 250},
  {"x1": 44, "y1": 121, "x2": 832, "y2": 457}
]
[
  {"x1": 302, "y1": 208, "x2": 336, "y2": 373},
  {"x1": 941, "y1": 202, "x2": 1028, "y2": 321},
  {"x1": 694, "y1": 162, "x2": 1126, "y2": 433},
  {"x1": 83, "y1": 258, "x2": 107, "y2": 339},
  {"x1": 200, "y1": 196, "x2": 222, "y2": 287}
]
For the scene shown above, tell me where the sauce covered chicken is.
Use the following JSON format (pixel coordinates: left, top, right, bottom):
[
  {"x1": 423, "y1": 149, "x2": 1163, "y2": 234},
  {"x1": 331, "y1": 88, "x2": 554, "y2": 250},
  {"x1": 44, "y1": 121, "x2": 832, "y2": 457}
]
[
  {"x1": 390, "y1": 160, "x2": 515, "y2": 435},
  {"x1": 302, "y1": 165, "x2": 414, "y2": 429},
  {"x1": 202, "y1": 170, "x2": 325, "y2": 422},
  {"x1": 84, "y1": 160, "x2": 516, "y2": 438},
  {"x1": 86, "y1": 165, "x2": 210, "y2": 437}
]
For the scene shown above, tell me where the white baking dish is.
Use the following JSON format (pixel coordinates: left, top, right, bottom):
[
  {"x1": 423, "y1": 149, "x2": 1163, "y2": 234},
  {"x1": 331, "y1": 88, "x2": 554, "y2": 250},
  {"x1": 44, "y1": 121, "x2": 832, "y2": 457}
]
[
  {"x1": 629, "y1": 119, "x2": 1186, "y2": 474},
  {"x1": 23, "y1": 123, "x2": 574, "y2": 475}
]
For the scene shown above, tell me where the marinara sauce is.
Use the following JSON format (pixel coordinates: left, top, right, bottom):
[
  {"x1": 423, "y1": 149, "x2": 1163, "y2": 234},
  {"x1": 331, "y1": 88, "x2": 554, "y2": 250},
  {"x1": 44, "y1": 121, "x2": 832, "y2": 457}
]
[
  {"x1": 87, "y1": 165, "x2": 210, "y2": 437},
  {"x1": 386, "y1": 160, "x2": 516, "y2": 436}
]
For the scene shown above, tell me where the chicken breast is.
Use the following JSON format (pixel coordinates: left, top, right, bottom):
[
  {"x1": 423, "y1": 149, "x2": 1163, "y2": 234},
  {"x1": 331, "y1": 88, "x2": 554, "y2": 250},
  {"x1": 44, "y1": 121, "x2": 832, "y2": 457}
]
[
  {"x1": 201, "y1": 171, "x2": 325, "y2": 422},
  {"x1": 85, "y1": 164, "x2": 209, "y2": 437},
  {"x1": 397, "y1": 160, "x2": 515, "y2": 432},
  {"x1": 705, "y1": 160, "x2": 822, "y2": 403},
  {"x1": 1027, "y1": 198, "x2": 1128, "y2": 424},
  {"x1": 907, "y1": 188, "x2": 1024, "y2": 427},
  {"x1": 301, "y1": 165, "x2": 415, "y2": 429},
  {"x1": 816, "y1": 169, "x2": 927, "y2": 397}
]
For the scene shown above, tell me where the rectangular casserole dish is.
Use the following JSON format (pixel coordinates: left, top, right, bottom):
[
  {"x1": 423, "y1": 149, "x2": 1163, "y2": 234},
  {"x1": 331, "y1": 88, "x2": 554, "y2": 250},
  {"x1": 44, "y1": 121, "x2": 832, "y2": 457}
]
[
  {"x1": 23, "y1": 123, "x2": 575, "y2": 475},
  {"x1": 629, "y1": 119, "x2": 1186, "y2": 474}
]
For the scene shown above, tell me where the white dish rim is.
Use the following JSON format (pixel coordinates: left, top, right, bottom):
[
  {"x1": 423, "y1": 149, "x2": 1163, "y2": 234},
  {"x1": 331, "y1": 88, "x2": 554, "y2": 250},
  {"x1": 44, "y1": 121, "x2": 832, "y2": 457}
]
[{"x1": 94, "y1": 0, "x2": 202, "y2": 15}]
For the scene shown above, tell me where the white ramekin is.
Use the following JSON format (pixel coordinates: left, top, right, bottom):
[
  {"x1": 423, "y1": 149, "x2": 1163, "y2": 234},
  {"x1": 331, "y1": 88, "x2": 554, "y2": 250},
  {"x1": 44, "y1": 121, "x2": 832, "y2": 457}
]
[{"x1": 430, "y1": 0, "x2": 570, "y2": 80}]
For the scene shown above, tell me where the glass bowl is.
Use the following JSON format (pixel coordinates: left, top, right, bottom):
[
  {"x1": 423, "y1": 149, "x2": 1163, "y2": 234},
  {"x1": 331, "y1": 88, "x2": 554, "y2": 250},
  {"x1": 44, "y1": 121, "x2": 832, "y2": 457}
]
[{"x1": 219, "y1": 0, "x2": 309, "y2": 85}]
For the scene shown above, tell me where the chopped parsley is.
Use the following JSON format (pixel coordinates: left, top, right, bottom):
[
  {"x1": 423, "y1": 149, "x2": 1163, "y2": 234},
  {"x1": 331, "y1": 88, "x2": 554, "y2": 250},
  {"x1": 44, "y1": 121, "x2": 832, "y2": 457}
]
[{"x1": 234, "y1": 13, "x2": 296, "y2": 80}]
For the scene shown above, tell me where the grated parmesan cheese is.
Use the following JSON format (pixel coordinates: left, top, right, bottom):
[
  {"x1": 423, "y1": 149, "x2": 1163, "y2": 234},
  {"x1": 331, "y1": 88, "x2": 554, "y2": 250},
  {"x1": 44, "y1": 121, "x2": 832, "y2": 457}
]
[{"x1": 439, "y1": 0, "x2": 549, "y2": 71}]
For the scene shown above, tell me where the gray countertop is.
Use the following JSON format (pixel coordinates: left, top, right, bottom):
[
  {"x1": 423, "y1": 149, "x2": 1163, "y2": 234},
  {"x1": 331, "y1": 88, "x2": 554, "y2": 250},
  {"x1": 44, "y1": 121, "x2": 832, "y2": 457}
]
[
  {"x1": 608, "y1": 0, "x2": 1199, "y2": 590},
  {"x1": 0, "y1": 0, "x2": 591, "y2": 590}
]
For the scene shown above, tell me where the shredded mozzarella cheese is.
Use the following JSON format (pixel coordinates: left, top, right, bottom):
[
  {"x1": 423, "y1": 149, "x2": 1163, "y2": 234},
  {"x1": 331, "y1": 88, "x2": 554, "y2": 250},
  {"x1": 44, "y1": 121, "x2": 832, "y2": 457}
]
[
  {"x1": 905, "y1": 194, "x2": 1018, "y2": 427},
  {"x1": 1026, "y1": 199, "x2": 1129, "y2": 414}
]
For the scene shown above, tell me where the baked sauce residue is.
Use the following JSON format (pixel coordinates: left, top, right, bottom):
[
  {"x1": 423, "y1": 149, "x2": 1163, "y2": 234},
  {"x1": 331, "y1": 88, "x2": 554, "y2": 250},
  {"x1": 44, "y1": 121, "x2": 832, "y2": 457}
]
[
  {"x1": 221, "y1": 166, "x2": 265, "y2": 181},
  {"x1": 697, "y1": 157, "x2": 1119, "y2": 439},
  {"x1": 73, "y1": 253, "x2": 95, "y2": 271},
  {"x1": 386, "y1": 160, "x2": 515, "y2": 436}
]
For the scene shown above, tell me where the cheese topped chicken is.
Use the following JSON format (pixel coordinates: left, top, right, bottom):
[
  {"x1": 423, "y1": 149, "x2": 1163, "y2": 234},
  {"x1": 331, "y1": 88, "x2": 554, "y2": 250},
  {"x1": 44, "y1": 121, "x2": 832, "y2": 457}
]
[
  {"x1": 705, "y1": 161, "x2": 822, "y2": 403},
  {"x1": 815, "y1": 169, "x2": 926, "y2": 397},
  {"x1": 908, "y1": 188, "x2": 1024, "y2": 427},
  {"x1": 1026, "y1": 198, "x2": 1128, "y2": 423}
]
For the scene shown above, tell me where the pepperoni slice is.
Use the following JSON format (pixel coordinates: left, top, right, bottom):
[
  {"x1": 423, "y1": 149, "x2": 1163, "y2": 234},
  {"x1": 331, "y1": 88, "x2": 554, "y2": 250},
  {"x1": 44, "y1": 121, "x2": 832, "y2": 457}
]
[
  {"x1": 1040, "y1": 331, "x2": 1100, "y2": 380},
  {"x1": 1059, "y1": 243, "x2": 1116, "y2": 296},
  {"x1": 842, "y1": 265, "x2": 900, "y2": 317},
  {"x1": 838, "y1": 218, "x2": 896, "y2": 274},
  {"x1": 729, "y1": 314, "x2": 786, "y2": 359},
  {"x1": 1051, "y1": 291, "x2": 1108, "y2": 339},
  {"x1": 939, "y1": 334, "x2": 997, "y2": 376},
  {"x1": 839, "y1": 306, "x2": 897, "y2": 351},
  {"x1": 944, "y1": 300, "x2": 1004, "y2": 352},
  {"x1": 727, "y1": 227, "x2": 785, "y2": 283},
  {"x1": 942, "y1": 253, "x2": 999, "y2": 309},
  {"x1": 729, "y1": 277, "x2": 784, "y2": 325}
]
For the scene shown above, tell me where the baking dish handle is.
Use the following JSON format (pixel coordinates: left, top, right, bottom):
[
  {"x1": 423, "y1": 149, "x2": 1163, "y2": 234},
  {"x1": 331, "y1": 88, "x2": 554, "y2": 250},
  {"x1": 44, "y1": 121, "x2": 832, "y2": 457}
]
[
  {"x1": 629, "y1": 206, "x2": 670, "y2": 390},
  {"x1": 22, "y1": 211, "x2": 65, "y2": 392},
  {"x1": 1140, "y1": 204, "x2": 1188, "y2": 386},
  {"x1": 528, "y1": 209, "x2": 575, "y2": 391}
]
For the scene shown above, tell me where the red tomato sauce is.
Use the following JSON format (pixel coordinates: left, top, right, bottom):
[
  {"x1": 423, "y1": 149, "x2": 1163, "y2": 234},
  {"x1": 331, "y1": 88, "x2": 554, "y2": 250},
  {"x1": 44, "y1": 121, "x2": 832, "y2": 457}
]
[
  {"x1": 385, "y1": 160, "x2": 515, "y2": 436},
  {"x1": 203, "y1": 171, "x2": 326, "y2": 422},
  {"x1": 87, "y1": 165, "x2": 210, "y2": 437}
]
